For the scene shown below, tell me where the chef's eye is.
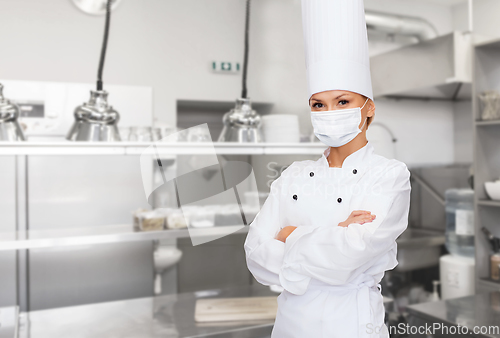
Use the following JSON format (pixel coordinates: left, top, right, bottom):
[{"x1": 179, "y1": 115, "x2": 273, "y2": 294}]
[
  {"x1": 338, "y1": 100, "x2": 349, "y2": 106},
  {"x1": 312, "y1": 102, "x2": 325, "y2": 108}
]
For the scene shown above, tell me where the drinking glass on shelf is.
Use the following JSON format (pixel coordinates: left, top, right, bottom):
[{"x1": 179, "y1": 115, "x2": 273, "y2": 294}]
[
  {"x1": 152, "y1": 127, "x2": 163, "y2": 141},
  {"x1": 130, "y1": 127, "x2": 152, "y2": 142},
  {"x1": 188, "y1": 126, "x2": 211, "y2": 142},
  {"x1": 119, "y1": 127, "x2": 131, "y2": 141},
  {"x1": 176, "y1": 128, "x2": 189, "y2": 142},
  {"x1": 189, "y1": 207, "x2": 215, "y2": 228},
  {"x1": 161, "y1": 127, "x2": 180, "y2": 142}
]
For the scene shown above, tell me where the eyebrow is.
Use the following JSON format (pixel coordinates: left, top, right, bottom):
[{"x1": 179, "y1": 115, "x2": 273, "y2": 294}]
[{"x1": 310, "y1": 94, "x2": 349, "y2": 102}]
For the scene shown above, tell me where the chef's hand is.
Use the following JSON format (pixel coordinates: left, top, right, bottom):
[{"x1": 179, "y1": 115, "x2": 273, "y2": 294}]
[
  {"x1": 276, "y1": 226, "x2": 297, "y2": 243},
  {"x1": 338, "y1": 210, "x2": 376, "y2": 227}
]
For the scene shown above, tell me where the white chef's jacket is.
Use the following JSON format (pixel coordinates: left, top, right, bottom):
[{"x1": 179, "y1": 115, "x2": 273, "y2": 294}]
[{"x1": 244, "y1": 141, "x2": 411, "y2": 338}]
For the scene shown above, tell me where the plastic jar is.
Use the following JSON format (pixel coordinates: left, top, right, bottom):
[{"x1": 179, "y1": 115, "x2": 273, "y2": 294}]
[{"x1": 445, "y1": 189, "x2": 475, "y2": 258}]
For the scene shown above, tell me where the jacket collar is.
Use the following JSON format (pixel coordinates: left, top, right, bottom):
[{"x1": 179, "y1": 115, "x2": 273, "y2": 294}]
[{"x1": 319, "y1": 141, "x2": 374, "y2": 170}]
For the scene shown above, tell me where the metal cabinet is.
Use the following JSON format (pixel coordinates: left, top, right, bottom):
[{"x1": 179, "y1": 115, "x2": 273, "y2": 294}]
[{"x1": 0, "y1": 143, "x2": 325, "y2": 315}]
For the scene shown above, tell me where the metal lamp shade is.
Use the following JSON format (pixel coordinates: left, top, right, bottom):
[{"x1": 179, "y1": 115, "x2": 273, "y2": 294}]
[
  {"x1": 0, "y1": 83, "x2": 26, "y2": 142},
  {"x1": 217, "y1": 98, "x2": 262, "y2": 143},
  {"x1": 66, "y1": 90, "x2": 121, "y2": 142}
]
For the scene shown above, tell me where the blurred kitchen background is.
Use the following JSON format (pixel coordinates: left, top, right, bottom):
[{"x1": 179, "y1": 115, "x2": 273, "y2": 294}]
[{"x1": 1, "y1": 0, "x2": 500, "y2": 337}]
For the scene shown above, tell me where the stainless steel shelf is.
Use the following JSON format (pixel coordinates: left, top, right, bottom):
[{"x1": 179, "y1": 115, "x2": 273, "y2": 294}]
[
  {"x1": 475, "y1": 36, "x2": 500, "y2": 49},
  {"x1": 475, "y1": 119, "x2": 500, "y2": 127},
  {"x1": 0, "y1": 224, "x2": 249, "y2": 251},
  {"x1": 477, "y1": 199, "x2": 500, "y2": 207},
  {"x1": 478, "y1": 278, "x2": 500, "y2": 291},
  {"x1": 0, "y1": 142, "x2": 327, "y2": 156},
  {"x1": 474, "y1": 39, "x2": 500, "y2": 295}
]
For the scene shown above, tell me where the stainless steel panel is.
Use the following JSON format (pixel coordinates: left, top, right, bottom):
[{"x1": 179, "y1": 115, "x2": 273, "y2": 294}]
[
  {"x1": 29, "y1": 242, "x2": 154, "y2": 310},
  {"x1": 0, "y1": 156, "x2": 17, "y2": 307},
  {"x1": 27, "y1": 155, "x2": 153, "y2": 310},
  {"x1": 18, "y1": 285, "x2": 275, "y2": 338},
  {"x1": 0, "y1": 156, "x2": 15, "y2": 232},
  {"x1": 0, "y1": 253, "x2": 16, "y2": 308},
  {"x1": 28, "y1": 155, "x2": 149, "y2": 230},
  {"x1": 15, "y1": 156, "x2": 29, "y2": 311},
  {"x1": 177, "y1": 234, "x2": 250, "y2": 293}
]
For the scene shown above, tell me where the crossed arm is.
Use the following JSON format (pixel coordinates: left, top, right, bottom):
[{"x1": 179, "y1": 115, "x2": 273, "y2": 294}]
[
  {"x1": 244, "y1": 162, "x2": 411, "y2": 295},
  {"x1": 276, "y1": 210, "x2": 376, "y2": 242}
]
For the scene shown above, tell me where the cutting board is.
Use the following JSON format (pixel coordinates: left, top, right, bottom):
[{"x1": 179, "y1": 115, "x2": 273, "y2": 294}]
[{"x1": 194, "y1": 296, "x2": 278, "y2": 322}]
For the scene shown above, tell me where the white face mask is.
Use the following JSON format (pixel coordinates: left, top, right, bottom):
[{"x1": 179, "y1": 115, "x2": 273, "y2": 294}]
[{"x1": 311, "y1": 98, "x2": 369, "y2": 148}]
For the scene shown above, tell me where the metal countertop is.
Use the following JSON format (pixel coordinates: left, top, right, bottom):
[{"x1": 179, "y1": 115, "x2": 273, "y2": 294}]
[
  {"x1": 18, "y1": 285, "x2": 276, "y2": 338},
  {"x1": 407, "y1": 291, "x2": 500, "y2": 338}
]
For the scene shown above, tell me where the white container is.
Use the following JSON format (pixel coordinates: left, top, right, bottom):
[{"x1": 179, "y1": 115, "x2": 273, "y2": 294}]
[
  {"x1": 132, "y1": 208, "x2": 150, "y2": 231},
  {"x1": 136, "y1": 210, "x2": 165, "y2": 231},
  {"x1": 479, "y1": 91, "x2": 500, "y2": 120},
  {"x1": 166, "y1": 210, "x2": 189, "y2": 229},
  {"x1": 190, "y1": 206, "x2": 215, "y2": 228},
  {"x1": 485, "y1": 180, "x2": 500, "y2": 201},
  {"x1": 439, "y1": 254, "x2": 475, "y2": 300}
]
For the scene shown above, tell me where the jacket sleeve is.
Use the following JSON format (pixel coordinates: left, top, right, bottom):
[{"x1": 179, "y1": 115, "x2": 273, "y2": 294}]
[
  {"x1": 280, "y1": 162, "x2": 411, "y2": 295},
  {"x1": 244, "y1": 171, "x2": 287, "y2": 286}
]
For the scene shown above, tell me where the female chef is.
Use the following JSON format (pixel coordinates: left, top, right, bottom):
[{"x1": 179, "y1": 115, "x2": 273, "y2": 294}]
[{"x1": 243, "y1": 0, "x2": 411, "y2": 337}]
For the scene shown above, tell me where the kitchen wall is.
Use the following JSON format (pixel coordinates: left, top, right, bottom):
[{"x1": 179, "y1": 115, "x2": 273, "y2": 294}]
[
  {"x1": 454, "y1": 100, "x2": 474, "y2": 163},
  {"x1": 1, "y1": 0, "x2": 468, "y2": 166},
  {"x1": 453, "y1": 0, "x2": 500, "y2": 43},
  {"x1": 2, "y1": 0, "x2": 247, "y2": 125}
]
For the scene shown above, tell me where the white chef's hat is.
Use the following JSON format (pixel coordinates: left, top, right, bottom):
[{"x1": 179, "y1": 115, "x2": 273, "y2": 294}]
[{"x1": 302, "y1": 0, "x2": 373, "y2": 100}]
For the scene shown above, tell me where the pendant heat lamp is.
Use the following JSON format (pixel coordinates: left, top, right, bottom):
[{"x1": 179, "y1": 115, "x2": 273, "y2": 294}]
[
  {"x1": 0, "y1": 83, "x2": 26, "y2": 141},
  {"x1": 66, "y1": 0, "x2": 121, "y2": 141},
  {"x1": 218, "y1": 0, "x2": 262, "y2": 143},
  {"x1": 71, "y1": 0, "x2": 123, "y2": 15}
]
